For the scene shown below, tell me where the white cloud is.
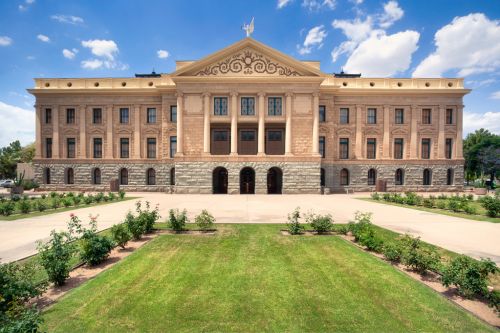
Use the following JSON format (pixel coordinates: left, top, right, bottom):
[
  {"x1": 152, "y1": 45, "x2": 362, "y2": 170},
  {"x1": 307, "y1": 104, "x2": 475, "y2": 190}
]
[
  {"x1": 26, "y1": 55, "x2": 36, "y2": 60},
  {"x1": 0, "y1": 101, "x2": 35, "y2": 146},
  {"x1": 0, "y1": 36, "x2": 12, "y2": 46},
  {"x1": 379, "y1": 1, "x2": 404, "y2": 28},
  {"x1": 298, "y1": 25, "x2": 327, "y2": 55},
  {"x1": 277, "y1": 0, "x2": 292, "y2": 9},
  {"x1": 491, "y1": 91, "x2": 500, "y2": 99},
  {"x1": 413, "y1": 13, "x2": 500, "y2": 78},
  {"x1": 157, "y1": 50, "x2": 169, "y2": 59},
  {"x1": 465, "y1": 78, "x2": 496, "y2": 88},
  {"x1": 19, "y1": 0, "x2": 35, "y2": 11},
  {"x1": 62, "y1": 48, "x2": 78, "y2": 59},
  {"x1": 37, "y1": 34, "x2": 50, "y2": 42},
  {"x1": 81, "y1": 39, "x2": 118, "y2": 60},
  {"x1": 80, "y1": 58, "x2": 129, "y2": 70},
  {"x1": 343, "y1": 30, "x2": 419, "y2": 76},
  {"x1": 81, "y1": 59, "x2": 103, "y2": 70},
  {"x1": 463, "y1": 111, "x2": 500, "y2": 135},
  {"x1": 302, "y1": 0, "x2": 336, "y2": 11},
  {"x1": 51, "y1": 14, "x2": 84, "y2": 25},
  {"x1": 331, "y1": 17, "x2": 374, "y2": 62}
]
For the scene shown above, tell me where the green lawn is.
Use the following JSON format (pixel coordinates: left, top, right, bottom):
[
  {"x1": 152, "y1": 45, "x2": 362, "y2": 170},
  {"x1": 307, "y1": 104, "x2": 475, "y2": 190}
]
[{"x1": 42, "y1": 224, "x2": 495, "y2": 332}]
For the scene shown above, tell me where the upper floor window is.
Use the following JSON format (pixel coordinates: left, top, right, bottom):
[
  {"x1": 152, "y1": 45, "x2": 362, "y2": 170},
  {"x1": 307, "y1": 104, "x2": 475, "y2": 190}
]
[
  {"x1": 119, "y1": 108, "x2": 129, "y2": 124},
  {"x1": 147, "y1": 108, "x2": 156, "y2": 124},
  {"x1": 421, "y1": 138, "x2": 431, "y2": 159},
  {"x1": 170, "y1": 136, "x2": 177, "y2": 158},
  {"x1": 120, "y1": 138, "x2": 129, "y2": 158},
  {"x1": 45, "y1": 138, "x2": 52, "y2": 158},
  {"x1": 395, "y1": 108, "x2": 404, "y2": 124},
  {"x1": 394, "y1": 138, "x2": 403, "y2": 159},
  {"x1": 446, "y1": 108, "x2": 453, "y2": 125},
  {"x1": 147, "y1": 138, "x2": 156, "y2": 158},
  {"x1": 93, "y1": 138, "x2": 102, "y2": 158},
  {"x1": 66, "y1": 108, "x2": 75, "y2": 124},
  {"x1": 268, "y1": 97, "x2": 282, "y2": 116},
  {"x1": 170, "y1": 106, "x2": 177, "y2": 123},
  {"x1": 319, "y1": 105, "x2": 326, "y2": 123},
  {"x1": 67, "y1": 138, "x2": 76, "y2": 158},
  {"x1": 319, "y1": 136, "x2": 325, "y2": 158},
  {"x1": 367, "y1": 138, "x2": 376, "y2": 159},
  {"x1": 214, "y1": 97, "x2": 228, "y2": 116},
  {"x1": 445, "y1": 138, "x2": 453, "y2": 159},
  {"x1": 367, "y1": 108, "x2": 377, "y2": 124},
  {"x1": 92, "y1": 108, "x2": 102, "y2": 124},
  {"x1": 241, "y1": 97, "x2": 255, "y2": 116},
  {"x1": 214, "y1": 130, "x2": 229, "y2": 141},
  {"x1": 267, "y1": 130, "x2": 282, "y2": 141},
  {"x1": 241, "y1": 130, "x2": 256, "y2": 141},
  {"x1": 45, "y1": 108, "x2": 52, "y2": 124},
  {"x1": 340, "y1": 108, "x2": 349, "y2": 124},
  {"x1": 339, "y1": 138, "x2": 349, "y2": 159},
  {"x1": 422, "y1": 108, "x2": 431, "y2": 124}
]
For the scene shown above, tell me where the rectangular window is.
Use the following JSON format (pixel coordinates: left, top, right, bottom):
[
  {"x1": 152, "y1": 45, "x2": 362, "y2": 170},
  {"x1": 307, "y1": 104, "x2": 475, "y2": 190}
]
[
  {"x1": 92, "y1": 108, "x2": 102, "y2": 124},
  {"x1": 66, "y1": 108, "x2": 75, "y2": 124},
  {"x1": 119, "y1": 108, "x2": 129, "y2": 124},
  {"x1": 45, "y1": 138, "x2": 52, "y2": 158},
  {"x1": 67, "y1": 138, "x2": 75, "y2": 158},
  {"x1": 170, "y1": 106, "x2": 177, "y2": 123},
  {"x1": 421, "y1": 138, "x2": 431, "y2": 159},
  {"x1": 147, "y1": 138, "x2": 156, "y2": 158},
  {"x1": 147, "y1": 108, "x2": 156, "y2": 124},
  {"x1": 339, "y1": 138, "x2": 349, "y2": 159},
  {"x1": 93, "y1": 138, "x2": 102, "y2": 158},
  {"x1": 445, "y1": 138, "x2": 453, "y2": 159},
  {"x1": 267, "y1": 130, "x2": 282, "y2": 141},
  {"x1": 241, "y1": 97, "x2": 255, "y2": 116},
  {"x1": 367, "y1": 138, "x2": 376, "y2": 159},
  {"x1": 367, "y1": 108, "x2": 377, "y2": 124},
  {"x1": 340, "y1": 108, "x2": 349, "y2": 124},
  {"x1": 170, "y1": 136, "x2": 177, "y2": 158},
  {"x1": 268, "y1": 97, "x2": 282, "y2": 116},
  {"x1": 214, "y1": 130, "x2": 229, "y2": 141},
  {"x1": 45, "y1": 108, "x2": 52, "y2": 124},
  {"x1": 240, "y1": 131, "x2": 256, "y2": 141},
  {"x1": 446, "y1": 109, "x2": 453, "y2": 125},
  {"x1": 422, "y1": 108, "x2": 432, "y2": 124},
  {"x1": 394, "y1": 138, "x2": 404, "y2": 159},
  {"x1": 395, "y1": 108, "x2": 404, "y2": 124},
  {"x1": 319, "y1": 105, "x2": 326, "y2": 123},
  {"x1": 319, "y1": 136, "x2": 325, "y2": 158},
  {"x1": 120, "y1": 138, "x2": 129, "y2": 158},
  {"x1": 214, "y1": 97, "x2": 228, "y2": 116}
]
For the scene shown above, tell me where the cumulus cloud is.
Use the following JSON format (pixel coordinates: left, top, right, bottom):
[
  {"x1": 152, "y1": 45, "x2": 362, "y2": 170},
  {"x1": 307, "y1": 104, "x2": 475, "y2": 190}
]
[
  {"x1": 491, "y1": 91, "x2": 500, "y2": 99},
  {"x1": 379, "y1": 1, "x2": 404, "y2": 28},
  {"x1": 81, "y1": 59, "x2": 103, "y2": 70},
  {"x1": 0, "y1": 36, "x2": 13, "y2": 46},
  {"x1": 37, "y1": 34, "x2": 50, "y2": 42},
  {"x1": 81, "y1": 39, "x2": 118, "y2": 60},
  {"x1": 51, "y1": 14, "x2": 84, "y2": 25},
  {"x1": 331, "y1": 17, "x2": 373, "y2": 62},
  {"x1": 62, "y1": 48, "x2": 78, "y2": 59},
  {"x1": 302, "y1": 0, "x2": 336, "y2": 11},
  {"x1": 0, "y1": 101, "x2": 35, "y2": 146},
  {"x1": 413, "y1": 13, "x2": 500, "y2": 78},
  {"x1": 298, "y1": 25, "x2": 327, "y2": 55},
  {"x1": 277, "y1": 0, "x2": 292, "y2": 9},
  {"x1": 157, "y1": 50, "x2": 169, "y2": 59},
  {"x1": 463, "y1": 111, "x2": 500, "y2": 135}
]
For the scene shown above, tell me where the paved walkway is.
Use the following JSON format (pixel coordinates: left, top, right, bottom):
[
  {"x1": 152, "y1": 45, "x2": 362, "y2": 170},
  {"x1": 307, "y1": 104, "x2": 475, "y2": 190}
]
[{"x1": 1, "y1": 193, "x2": 499, "y2": 264}]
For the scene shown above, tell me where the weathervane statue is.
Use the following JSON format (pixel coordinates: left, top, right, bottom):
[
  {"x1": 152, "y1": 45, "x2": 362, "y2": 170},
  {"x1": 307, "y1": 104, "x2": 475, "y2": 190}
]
[{"x1": 242, "y1": 17, "x2": 254, "y2": 37}]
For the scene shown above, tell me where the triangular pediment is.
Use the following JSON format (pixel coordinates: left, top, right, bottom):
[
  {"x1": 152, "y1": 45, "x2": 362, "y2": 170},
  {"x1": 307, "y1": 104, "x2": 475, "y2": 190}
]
[{"x1": 172, "y1": 38, "x2": 323, "y2": 78}]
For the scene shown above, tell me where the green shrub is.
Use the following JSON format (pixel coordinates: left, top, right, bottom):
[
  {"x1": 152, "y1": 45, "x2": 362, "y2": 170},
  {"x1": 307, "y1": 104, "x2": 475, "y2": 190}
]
[
  {"x1": 382, "y1": 193, "x2": 391, "y2": 201},
  {"x1": 195, "y1": 209, "x2": 215, "y2": 230},
  {"x1": 383, "y1": 242, "x2": 403, "y2": 263},
  {"x1": 447, "y1": 198, "x2": 462, "y2": 212},
  {"x1": 463, "y1": 204, "x2": 477, "y2": 215},
  {"x1": 18, "y1": 200, "x2": 31, "y2": 214},
  {"x1": 436, "y1": 200, "x2": 447, "y2": 210},
  {"x1": 1, "y1": 201, "x2": 16, "y2": 216},
  {"x1": 22, "y1": 195, "x2": 29, "y2": 201},
  {"x1": 73, "y1": 196, "x2": 81, "y2": 206},
  {"x1": 95, "y1": 192, "x2": 104, "y2": 203},
  {"x1": 400, "y1": 235, "x2": 440, "y2": 274},
  {"x1": 103, "y1": 196, "x2": 110, "y2": 202},
  {"x1": 404, "y1": 192, "x2": 419, "y2": 206},
  {"x1": 62, "y1": 198, "x2": 73, "y2": 208},
  {"x1": 35, "y1": 200, "x2": 47, "y2": 212},
  {"x1": 67, "y1": 192, "x2": 75, "y2": 198},
  {"x1": 286, "y1": 207, "x2": 303, "y2": 235},
  {"x1": 487, "y1": 290, "x2": 500, "y2": 312},
  {"x1": 168, "y1": 209, "x2": 188, "y2": 231},
  {"x1": 111, "y1": 223, "x2": 131, "y2": 249},
  {"x1": 422, "y1": 198, "x2": 434, "y2": 208},
  {"x1": 108, "y1": 192, "x2": 116, "y2": 201},
  {"x1": 480, "y1": 196, "x2": 500, "y2": 217},
  {"x1": 306, "y1": 213, "x2": 333, "y2": 233},
  {"x1": 335, "y1": 224, "x2": 349, "y2": 235},
  {"x1": 37, "y1": 230, "x2": 75, "y2": 286},
  {"x1": 136, "y1": 201, "x2": 160, "y2": 233},
  {"x1": 83, "y1": 195, "x2": 93, "y2": 205},
  {"x1": 50, "y1": 198, "x2": 60, "y2": 210},
  {"x1": 125, "y1": 212, "x2": 144, "y2": 240},
  {"x1": 438, "y1": 194, "x2": 448, "y2": 200},
  {"x1": 77, "y1": 192, "x2": 85, "y2": 199},
  {"x1": 466, "y1": 194, "x2": 474, "y2": 201},
  {"x1": 50, "y1": 191, "x2": 57, "y2": 198},
  {"x1": 58, "y1": 193, "x2": 65, "y2": 199},
  {"x1": 349, "y1": 212, "x2": 383, "y2": 252},
  {"x1": 371, "y1": 192, "x2": 380, "y2": 200},
  {"x1": 74, "y1": 215, "x2": 114, "y2": 266},
  {"x1": 119, "y1": 190, "x2": 126, "y2": 200},
  {"x1": 41, "y1": 194, "x2": 47, "y2": 199}
]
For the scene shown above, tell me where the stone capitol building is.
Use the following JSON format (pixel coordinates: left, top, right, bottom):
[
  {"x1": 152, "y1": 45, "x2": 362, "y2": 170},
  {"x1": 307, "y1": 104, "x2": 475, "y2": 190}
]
[{"x1": 29, "y1": 38, "x2": 468, "y2": 194}]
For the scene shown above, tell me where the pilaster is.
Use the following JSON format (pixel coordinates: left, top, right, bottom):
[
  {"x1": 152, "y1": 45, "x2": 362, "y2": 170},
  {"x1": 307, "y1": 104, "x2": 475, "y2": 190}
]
[
  {"x1": 258, "y1": 92, "x2": 265, "y2": 155},
  {"x1": 456, "y1": 105, "x2": 464, "y2": 158},
  {"x1": 106, "y1": 105, "x2": 113, "y2": 158},
  {"x1": 176, "y1": 93, "x2": 184, "y2": 156},
  {"x1": 285, "y1": 92, "x2": 293, "y2": 155},
  {"x1": 355, "y1": 105, "x2": 363, "y2": 159},
  {"x1": 52, "y1": 105, "x2": 60, "y2": 158},
  {"x1": 133, "y1": 104, "x2": 141, "y2": 159},
  {"x1": 203, "y1": 92, "x2": 211, "y2": 154},
  {"x1": 410, "y1": 105, "x2": 418, "y2": 159},
  {"x1": 79, "y1": 105, "x2": 86, "y2": 158},
  {"x1": 437, "y1": 104, "x2": 445, "y2": 159},
  {"x1": 230, "y1": 91, "x2": 238, "y2": 155},
  {"x1": 382, "y1": 105, "x2": 390, "y2": 158},
  {"x1": 35, "y1": 105, "x2": 42, "y2": 158},
  {"x1": 312, "y1": 92, "x2": 320, "y2": 155}
]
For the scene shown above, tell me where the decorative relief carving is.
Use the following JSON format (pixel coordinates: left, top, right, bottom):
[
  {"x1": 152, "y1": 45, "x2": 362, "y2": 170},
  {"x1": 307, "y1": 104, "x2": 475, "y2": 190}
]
[{"x1": 195, "y1": 49, "x2": 302, "y2": 77}]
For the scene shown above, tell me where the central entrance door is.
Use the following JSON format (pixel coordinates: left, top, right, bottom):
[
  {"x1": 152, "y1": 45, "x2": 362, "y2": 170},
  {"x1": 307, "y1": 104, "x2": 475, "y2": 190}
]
[
  {"x1": 267, "y1": 167, "x2": 283, "y2": 194},
  {"x1": 240, "y1": 167, "x2": 255, "y2": 194},
  {"x1": 213, "y1": 167, "x2": 228, "y2": 194}
]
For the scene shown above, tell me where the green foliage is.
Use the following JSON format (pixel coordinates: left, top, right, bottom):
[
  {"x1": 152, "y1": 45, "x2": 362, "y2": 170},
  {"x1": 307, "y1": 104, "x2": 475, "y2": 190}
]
[
  {"x1": 383, "y1": 242, "x2": 403, "y2": 263},
  {"x1": 135, "y1": 201, "x2": 160, "y2": 233},
  {"x1": 463, "y1": 129, "x2": 500, "y2": 183},
  {"x1": 286, "y1": 207, "x2": 303, "y2": 235},
  {"x1": 436, "y1": 200, "x2": 447, "y2": 210},
  {"x1": 487, "y1": 290, "x2": 500, "y2": 312},
  {"x1": 83, "y1": 195, "x2": 93, "y2": 205},
  {"x1": 50, "y1": 198, "x2": 60, "y2": 210},
  {"x1": 195, "y1": 209, "x2": 215, "y2": 230},
  {"x1": 71, "y1": 215, "x2": 114, "y2": 266},
  {"x1": 62, "y1": 198, "x2": 73, "y2": 208},
  {"x1": 49, "y1": 191, "x2": 57, "y2": 198},
  {"x1": 463, "y1": 204, "x2": 477, "y2": 215},
  {"x1": 37, "y1": 231, "x2": 75, "y2": 286},
  {"x1": 108, "y1": 192, "x2": 116, "y2": 201},
  {"x1": 480, "y1": 196, "x2": 500, "y2": 217},
  {"x1": 35, "y1": 200, "x2": 47, "y2": 212},
  {"x1": 13, "y1": 170, "x2": 25, "y2": 187},
  {"x1": 95, "y1": 192, "x2": 104, "y2": 203},
  {"x1": 336, "y1": 225, "x2": 349, "y2": 235},
  {"x1": 0, "y1": 201, "x2": 15, "y2": 216},
  {"x1": 306, "y1": 212, "x2": 333, "y2": 233},
  {"x1": 399, "y1": 235, "x2": 440, "y2": 274},
  {"x1": 446, "y1": 197, "x2": 462, "y2": 212},
  {"x1": 125, "y1": 212, "x2": 145, "y2": 240},
  {"x1": 404, "y1": 192, "x2": 420, "y2": 206},
  {"x1": 118, "y1": 190, "x2": 126, "y2": 200},
  {"x1": 18, "y1": 200, "x2": 31, "y2": 214},
  {"x1": 422, "y1": 198, "x2": 434, "y2": 208},
  {"x1": 21, "y1": 179, "x2": 39, "y2": 190},
  {"x1": 349, "y1": 212, "x2": 383, "y2": 252},
  {"x1": 72, "y1": 195, "x2": 81, "y2": 206},
  {"x1": 168, "y1": 209, "x2": 188, "y2": 231},
  {"x1": 111, "y1": 223, "x2": 131, "y2": 249},
  {"x1": 370, "y1": 192, "x2": 380, "y2": 200}
]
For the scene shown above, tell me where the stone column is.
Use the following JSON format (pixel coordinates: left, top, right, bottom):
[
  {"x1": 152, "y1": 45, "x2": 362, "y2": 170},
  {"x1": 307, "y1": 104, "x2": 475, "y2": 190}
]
[
  {"x1": 437, "y1": 105, "x2": 445, "y2": 159},
  {"x1": 285, "y1": 92, "x2": 293, "y2": 155},
  {"x1": 355, "y1": 105, "x2": 363, "y2": 159},
  {"x1": 410, "y1": 105, "x2": 418, "y2": 159},
  {"x1": 382, "y1": 105, "x2": 390, "y2": 158},
  {"x1": 52, "y1": 105, "x2": 60, "y2": 158},
  {"x1": 35, "y1": 105, "x2": 42, "y2": 158},
  {"x1": 106, "y1": 105, "x2": 114, "y2": 158},
  {"x1": 134, "y1": 105, "x2": 141, "y2": 159},
  {"x1": 79, "y1": 105, "x2": 86, "y2": 158},
  {"x1": 456, "y1": 105, "x2": 464, "y2": 158},
  {"x1": 258, "y1": 92, "x2": 265, "y2": 155},
  {"x1": 203, "y1": 92, "x2": 211, "y2": 154},
  {"x1": 230, "y1": 92, "x2": 238, "y2": 155},
  {"x1": 176, "y1": 93, "x2": 184, "y2": 156},
  {"x1": 312, "y1": 92, "x2": 320, "y2": 155}
]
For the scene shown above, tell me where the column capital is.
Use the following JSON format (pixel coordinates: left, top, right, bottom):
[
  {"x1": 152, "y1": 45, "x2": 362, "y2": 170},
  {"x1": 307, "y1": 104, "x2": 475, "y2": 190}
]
[
  {"x1": 439, "y1": 104, "x2": 446, "y2": 110},
  {"x1": 383, "y1": 104, "x2": 391, "y2": 110},
  {"x1": 285, "y1": 92, "x2": 294, "y2": 98},
  {"x1": 258, "y1": 91, "x2": 266, "y2": 97},
  {"x1": 230, "y1": 91, "x2": 239, "y2": 97},
  {"x1": 312, "y1": 92, "x2": 320, "y2": 98},
  {"x1": 411, "y1": 104, "x2": 419, "y2": 110},
  {"x1": 202, "y1": 92, "x2": 211, "y2": 98},
  {"x1": 175, "y1": 92, "x2": 184, "y2": 98},
  {"x1": 355, "y1": 104, "x2": 364, "y2": 110}
]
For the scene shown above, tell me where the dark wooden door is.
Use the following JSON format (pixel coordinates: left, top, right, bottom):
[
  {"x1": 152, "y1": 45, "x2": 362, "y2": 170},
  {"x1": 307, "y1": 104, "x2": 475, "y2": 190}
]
[{"x1": 240, "y1": 168, "x2": 255, "y2": 194}]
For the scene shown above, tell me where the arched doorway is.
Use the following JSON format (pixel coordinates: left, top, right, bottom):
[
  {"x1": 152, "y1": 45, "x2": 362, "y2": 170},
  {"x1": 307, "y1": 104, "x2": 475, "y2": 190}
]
[
  {"x1": 213, "y1": 167, "x2": 228, "y2": 194},
  {"x1": 267, "y1": 167, "x2": 282, "y2": 194},
  {"x1": 240, "y1": 167, "x2": 255, "y2": 194}
]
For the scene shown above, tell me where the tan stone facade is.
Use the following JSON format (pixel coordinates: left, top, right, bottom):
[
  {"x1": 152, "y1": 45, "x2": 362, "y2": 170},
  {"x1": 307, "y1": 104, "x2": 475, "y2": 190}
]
[{"x1": 29, "y1": 38, "x2": 468, "y2": 194}]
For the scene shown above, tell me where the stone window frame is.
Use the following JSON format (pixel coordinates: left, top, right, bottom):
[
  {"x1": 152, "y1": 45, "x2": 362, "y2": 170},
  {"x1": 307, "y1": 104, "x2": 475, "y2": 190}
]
[
  {"x1": 394, "y1": 108, "x2": 404, "y2": 124},
  {"x1": 119, "y1": 107, "x2": 130, "y2": 124},
  {"x1": 319, "y1": 136, "x2": 326, "y2": 158},
  {"x1": 446, "y1": 168, "x2": 454, "y2": 185},
  {"x1": 319, "y1": 105, "x2": 326, "y2": 123},
  {"x1": 170, "y1": 167, "x2": 175, "y2": 185},
  {"x1": 119, "y1": 168, "x2": 128, "y2": 185},
  {"x1": 395, "y1": 168, "x2": 404, "y2": 185},
  {"x1": 240, "y1": 130, "x2": 256, "y2": 141},
  {"x1": 240, "y1": 96, "x2": 256, "y2": 116},
  {"x1": 421, "y1": 138, "x2": 431, "y2": 159},
  {"x1": 445, "y1": 107, "x2": 455, "y2": 125},
  {"x1": 92, "y1": 168, "x2": 102, "y2": 185},
  {"x1": 340, "y1": 168, "x2": 350, "y2": 186},
  {"x1": 339, "y1": 107, "x2": 350, "y2": 124},
  {"x1": 119, "y1": 137, "x2": 130, "y2": 159},
  {"x1": 65, "y1": 167, "x2": 75, "y2": 185},
  {"x1": 92, "y1": 108, "x2": 103, "y2": 124},
  {"x1": 146, "y1": 107, "x2": 157, "y2": 124},
  {"x1": 393, "y1": 138, "x2": 404, "y2": 159},
  {"x1": 43, "y1": 167, "x2": 51, "y2": 185},
  {"x1": 445, "y1": 138, "x2": 453, "y2": 159},
  {"x1": 339, "y1": 138, "x2": 349, "y2": 159},
  {"x1": 66, "y1": 108, "x2": 76, "y2": 124},
  {"x1": 45, "y1": 137, "x2": 52, "y2": 158},
  {"x1": 45, "y1": 108, "x2": 52, "y2": 124},
  {"x1": 66, "y1": 137, "x2": 76, "y2": 158},
  {"x1": 93, "y1": 137, "x2": 103, "y2": 159},
  {"x1": 367, "y1": 108, "x2": 377, "y2": 124},
  {"x1": 213, "y1": 96, "x2": 228, "y2": 116},
  {"x1": 320, "y1": 168, "x2": 325, "y2": 187},
  {"x1": 423, "y1": 168, "x2": 432, "y2": 186},
  {"x1": 367, "y1": 168, "x2": 377, "y2": 186},
  {"x1": 421, "y1": 108, "x2": 432, "y2": 125},
  {"x1": 146, "y1": 168, "x2": 156, "y2": 185},
  {"x1": 146, "y1": 137, "x2": 157, "y2": 159},
  {"x1": 169, "y1": 136, "x2": 177, "y2": 158},
  {"x1": 366, "y1": 138, "x2": 377, "y2": 159},
  {"x1": 267, "y1": 96, "x2": 283, "y2": 116},
  {"x1": 170, "y1": 105, "x2": 177, "y2": 123}
]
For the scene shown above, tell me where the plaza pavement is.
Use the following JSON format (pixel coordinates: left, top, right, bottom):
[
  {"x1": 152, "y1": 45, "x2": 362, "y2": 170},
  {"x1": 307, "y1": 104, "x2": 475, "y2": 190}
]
[{"x1": 1, "y1": 192, "x2": 499, "y2": 264}]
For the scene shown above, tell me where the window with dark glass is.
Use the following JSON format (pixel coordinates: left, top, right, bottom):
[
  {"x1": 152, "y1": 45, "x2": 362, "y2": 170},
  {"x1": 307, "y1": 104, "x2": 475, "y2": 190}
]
[
  {"x1": 367, "y1": 138, "x2": 376, "y2": 159},
  {"x1": 267, "y1": 131, "x2": 282, "y2": 141},
  {"x1": 320, "y1": 168, "x2": 325, "y2": 187},
  {"x1": 367, "y1": 169, "x2": 376, "y2": 186},
  {"x1": 66, "y1": 168, "x2": 74, "y2": 184},
  {"x1": 319, "y1": 105, "x2": 326, "y2": 123},
  {"x1": 214, "y1": 97, "x2": 228, "y2": 115},
  {"x1": 67, "y1": 138, "x2": 75, "y2": 158},
  {"x1": 44, "y1": 168, "x2": 51, "y2": 184},
  {"x1": 45, "y1": 138, "x2": 52, "y2": 158},
  {"x1": 446, "y1": 109, "x2": 453, "y2": 125},
  {"x1": 147, "y1": 138, "x2": 156, "y2": 158},
  {"x1": 394, "y1": 138, "x2": 403, "y2": 159},
  {"x1": 120, "y1": 168, "x2": 128, "y2": 185},
  {"x1": 268, "y1": 97, "x2": 282, "y2": 116},
  {"x1": 422, "y1": 108, "x2": 431, "y2": 124},
  {"x1": 367, "y1": 108, "x2": 377, "y2": 124},
  {"x1": 340, "y1": 108, "x2": 349, "y2": 124},
  {"x1": 395, "y1": 168, "x2": 404, "y2": 185},
  {"x1": 92, "y1": 108, "x2": 102, "y2": 124},
  {"x1": 340, "y1": 168, "x2": 349, "y2": 186},
  {"x1": 395, "y1": 108, "x2": 404, "y2": 124},
  {"x1": 93, "y1": 168, "x2": 101, "y2": 185},
  {"x1": 319, "y1": 136, "x2": 325, "y2": 158},
  {"x1": 120, "y1": 138, "x2": 129, "y2": 158},
  {"x1": 66, "y1": 108, "x2": 75, "y2": 124},
  {"x1": 339, "y1": 138, "x2": 349, "y2": 159},
  {"x1": 241, "y1": 97, "x2": 255, "y2": 116},
  {"x1": 170, "y1": 106, "x2": 177, "y2": 123},
  {"x1": 241, "y1": 131, "x2": 255, "y2": 141},
  {"x1": 45, "y1": 108, "x2": 52, "y2": 124},
  {"x1": 446, "y1": 168, "x2": 454, "y2": 185},
  {"x1": 445, "y1": 138, "x2": 453, "y2": 159},
  {"x1": 93, "y1": 138, "x2": 102, "y2": 158},
  {"x1": 147, "y1": 168, "x2": 156, "y2": 185},
  {"x1": 170, "y1": 167, "x2": 175, "y2": 185},
  {"x1": 119, "y1": 108, "x2": 129, "y2": 124},
  {"x1": 214, "y1": 131, "x2": 229, "y2": 141},
  {"x1": 421, "y1": 138, "x2": 431, "y2": 159},
  {"x1": 423, "y1": 169, "x2": 432, "y2": 185},
  {"x1": 170, "y1": 136, "x2": 177, "y2": 158},
  {"x1": 147, "y1": 108, "x2": 156, "y2": 123}
]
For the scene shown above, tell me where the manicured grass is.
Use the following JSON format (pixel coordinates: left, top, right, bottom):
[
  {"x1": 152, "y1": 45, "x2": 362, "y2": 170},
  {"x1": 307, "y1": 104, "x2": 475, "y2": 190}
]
[
  {"x1": 359, "y1": 198, "x2": 500, "y2": 223},
  {"x1": 42, "y1": 224, "x2": 495, "y2": 332}
]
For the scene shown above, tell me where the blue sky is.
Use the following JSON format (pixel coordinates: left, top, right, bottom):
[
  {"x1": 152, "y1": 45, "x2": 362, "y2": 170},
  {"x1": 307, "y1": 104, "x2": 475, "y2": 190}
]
[{"x1": 0, "y1": 0, "x2": 499, "y2": 146}]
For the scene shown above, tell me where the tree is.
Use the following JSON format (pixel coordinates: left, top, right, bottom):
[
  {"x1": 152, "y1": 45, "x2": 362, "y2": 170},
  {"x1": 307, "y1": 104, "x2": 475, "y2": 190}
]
[
  {"x1": 0, "y1": 141, "x2": 35, "y2": 179},
  {"x1": 463, "y1": 129, "x2": 500, "y2": 184}
]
